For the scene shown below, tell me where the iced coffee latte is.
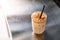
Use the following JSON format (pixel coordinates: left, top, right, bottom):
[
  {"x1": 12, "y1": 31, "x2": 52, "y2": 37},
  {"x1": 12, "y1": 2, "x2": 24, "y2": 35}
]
[{"x1": 31, "y1": 11, "x2": 47, "y2": 34}]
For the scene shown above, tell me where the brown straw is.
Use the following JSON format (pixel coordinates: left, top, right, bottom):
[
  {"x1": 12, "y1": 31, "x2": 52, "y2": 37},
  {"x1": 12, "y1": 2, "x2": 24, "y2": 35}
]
[{"x1": 40, "y1": 5, "x2": 45, "y2": 18}]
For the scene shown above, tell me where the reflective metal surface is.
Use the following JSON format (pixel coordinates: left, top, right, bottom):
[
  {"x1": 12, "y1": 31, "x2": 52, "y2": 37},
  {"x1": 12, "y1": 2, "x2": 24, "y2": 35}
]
[{"x1": 8, "y1": 0, "x2": 60, "y2": 40}]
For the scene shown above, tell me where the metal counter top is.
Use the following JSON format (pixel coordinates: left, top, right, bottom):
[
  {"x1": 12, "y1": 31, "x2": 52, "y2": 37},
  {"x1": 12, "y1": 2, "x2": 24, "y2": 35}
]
[{"x1": 8, "y1": 0, "x2": 60, "y2": 40}]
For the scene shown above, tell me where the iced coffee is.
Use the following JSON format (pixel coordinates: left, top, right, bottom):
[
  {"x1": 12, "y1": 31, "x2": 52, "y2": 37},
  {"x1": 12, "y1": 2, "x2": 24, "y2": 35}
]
[{"x1": 31, "y1": 11, "x2": 47, "y2": 34}]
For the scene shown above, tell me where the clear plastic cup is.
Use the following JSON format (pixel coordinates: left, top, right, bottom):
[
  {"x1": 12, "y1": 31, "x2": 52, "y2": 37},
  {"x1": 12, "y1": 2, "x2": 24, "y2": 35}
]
[{"x1": 31, "y1": 11, "x2": 47, "y2": 34}]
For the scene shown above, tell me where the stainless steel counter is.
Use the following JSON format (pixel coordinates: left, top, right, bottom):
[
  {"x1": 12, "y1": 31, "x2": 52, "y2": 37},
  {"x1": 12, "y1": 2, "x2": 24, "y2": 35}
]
[{"x1": 7, "y1": 0, "x2": 60, "y2": 40}]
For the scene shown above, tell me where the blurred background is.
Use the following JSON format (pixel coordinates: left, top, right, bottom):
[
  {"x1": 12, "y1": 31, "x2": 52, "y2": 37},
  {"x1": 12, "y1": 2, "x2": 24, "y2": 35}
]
[{"x1": 0, "y1": 0, "x2": 60, "y2": 40}]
